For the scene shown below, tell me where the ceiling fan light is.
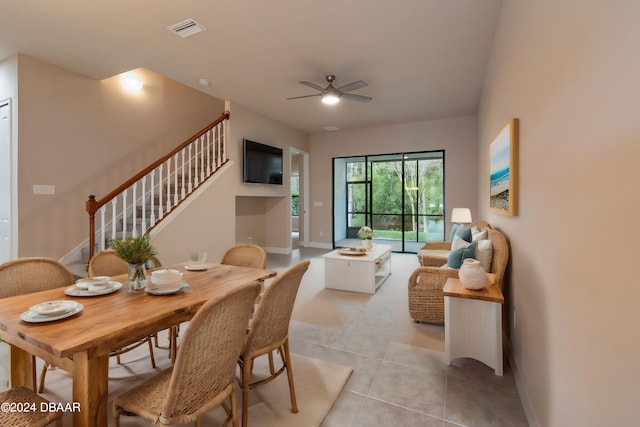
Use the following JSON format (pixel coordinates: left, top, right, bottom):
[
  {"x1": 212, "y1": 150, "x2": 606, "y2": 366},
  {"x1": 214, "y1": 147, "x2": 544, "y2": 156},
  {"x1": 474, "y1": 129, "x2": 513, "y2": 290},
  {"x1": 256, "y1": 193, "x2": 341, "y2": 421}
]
[{"x1": 322, "y1": 93, "x2": 340, "y2": 104}]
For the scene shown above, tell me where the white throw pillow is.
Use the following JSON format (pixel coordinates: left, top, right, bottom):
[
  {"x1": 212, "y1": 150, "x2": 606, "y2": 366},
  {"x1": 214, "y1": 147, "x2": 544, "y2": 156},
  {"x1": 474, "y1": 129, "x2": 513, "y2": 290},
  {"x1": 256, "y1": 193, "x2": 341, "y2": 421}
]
[
  {"x1": 472, "y1": 229, "x2": 488, "y2": 242},
  {"x1": 451, "y1": 235, "x2": 471, "y2": 251},
  {"x1": 475, "y1": 239, "x2": 493, "y2": 272}
]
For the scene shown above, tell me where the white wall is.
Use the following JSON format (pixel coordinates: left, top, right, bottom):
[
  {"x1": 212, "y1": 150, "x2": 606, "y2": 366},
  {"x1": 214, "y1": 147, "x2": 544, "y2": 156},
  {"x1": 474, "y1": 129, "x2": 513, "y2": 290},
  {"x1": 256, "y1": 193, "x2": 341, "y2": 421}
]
[
  {"x1": 478, "y1": 1, "x2": 640, "y2": 425},
  {"x1": 309, "y1": 115, "x2": 478, "y2": 247},
  {"x1": 226, "y1": 103, "x2": 309, "y2": 253}
]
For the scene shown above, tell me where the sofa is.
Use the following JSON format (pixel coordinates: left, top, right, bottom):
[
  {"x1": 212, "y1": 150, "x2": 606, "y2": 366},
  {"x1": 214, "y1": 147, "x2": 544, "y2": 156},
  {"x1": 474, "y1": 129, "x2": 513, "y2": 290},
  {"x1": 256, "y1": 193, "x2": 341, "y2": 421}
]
[
  {"x1": 408, "y1": 223, "x2": 509, "y2": 324},
  {"x1": 416, "y1": 220, "x2": 493, "y2": 267}
]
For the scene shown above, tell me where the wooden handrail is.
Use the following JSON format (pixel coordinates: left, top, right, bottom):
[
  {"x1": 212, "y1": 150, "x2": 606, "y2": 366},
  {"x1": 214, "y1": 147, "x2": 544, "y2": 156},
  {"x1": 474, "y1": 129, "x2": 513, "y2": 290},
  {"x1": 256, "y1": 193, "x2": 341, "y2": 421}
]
[
  {"x1": 86, "y1": 111, "x2": 230, "y2": 259},
  {"x1": 87, "y1": 111, "x2": 229, "y2": 212}
]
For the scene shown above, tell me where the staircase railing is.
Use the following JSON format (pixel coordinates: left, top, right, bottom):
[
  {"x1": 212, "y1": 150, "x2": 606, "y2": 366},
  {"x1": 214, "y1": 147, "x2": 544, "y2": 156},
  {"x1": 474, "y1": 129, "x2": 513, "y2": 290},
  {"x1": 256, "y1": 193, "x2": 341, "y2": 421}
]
[{"x1": 86, "y1": 111, "x2": 230, "y2": 259}]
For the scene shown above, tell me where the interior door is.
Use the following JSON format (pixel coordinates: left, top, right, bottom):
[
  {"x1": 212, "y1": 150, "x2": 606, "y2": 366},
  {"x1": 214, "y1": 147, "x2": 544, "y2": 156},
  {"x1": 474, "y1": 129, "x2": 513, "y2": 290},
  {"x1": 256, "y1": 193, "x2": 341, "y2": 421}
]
[{"x1": 0, "y1": 99, "x2": 13, "y2": 263}]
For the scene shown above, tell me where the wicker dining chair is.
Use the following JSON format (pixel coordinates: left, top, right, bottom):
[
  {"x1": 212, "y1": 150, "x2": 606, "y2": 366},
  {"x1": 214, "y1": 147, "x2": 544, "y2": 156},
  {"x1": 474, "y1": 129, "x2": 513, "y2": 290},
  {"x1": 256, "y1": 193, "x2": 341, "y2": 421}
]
[
  {"x1": 222, "y1": 243, "x2": 268, "y2": 302},
  {"x1": 0, "y1": 386, "x2": 63, "y2": 427},
  {"x1": 86, "y1": 248, "x2": 158, "y2": 366},
  {"x1": 88, "y1": 248, "x2": 162, "y2": 277},
  {"x1": 112, "y1": 281, "x2": 261, "y2": 427},
  {"x1": 237, "y1": 260, "x2": 310, "y2": 427},
  {"x1": 221, "y1": 244, "x2": 267, "y2": 269},
  {"x1": 0, "y1": 257, "x2": 75, "y2": 392}
]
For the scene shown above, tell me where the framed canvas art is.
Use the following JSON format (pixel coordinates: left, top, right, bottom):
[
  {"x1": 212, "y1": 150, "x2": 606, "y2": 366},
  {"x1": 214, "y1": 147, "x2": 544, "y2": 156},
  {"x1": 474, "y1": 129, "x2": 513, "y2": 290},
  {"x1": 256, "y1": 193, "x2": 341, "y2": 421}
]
[{"x1": 489, "y1": 118, "x2": 518, "y2": 216}]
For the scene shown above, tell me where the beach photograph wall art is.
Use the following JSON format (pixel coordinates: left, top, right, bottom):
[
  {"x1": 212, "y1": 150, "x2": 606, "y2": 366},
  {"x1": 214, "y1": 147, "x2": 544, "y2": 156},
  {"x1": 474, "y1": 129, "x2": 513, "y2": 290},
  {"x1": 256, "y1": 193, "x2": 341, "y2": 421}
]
[{"x1": 489, "y1": 118, "x2": 519, "y2": 216}]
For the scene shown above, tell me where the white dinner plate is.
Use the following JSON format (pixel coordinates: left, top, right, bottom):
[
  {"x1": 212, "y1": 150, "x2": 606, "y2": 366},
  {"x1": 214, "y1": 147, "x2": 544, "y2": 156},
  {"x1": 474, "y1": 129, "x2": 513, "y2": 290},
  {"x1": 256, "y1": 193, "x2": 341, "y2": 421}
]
[
  {"x1": 21, "y1": 302, "x2": 84, "y2": 323},
  {"x1": 184, "y1": 264, "x2": 208, "y2": 271},
  {"x1": 145, "y1": 282, "x2": 190, "y2": 295},
  {"x1": 65, "y1": 281, "x2": 122, "y2": 297},
  {"x1": 29, "y1": 300, "x2": 78, "y2": 316}
]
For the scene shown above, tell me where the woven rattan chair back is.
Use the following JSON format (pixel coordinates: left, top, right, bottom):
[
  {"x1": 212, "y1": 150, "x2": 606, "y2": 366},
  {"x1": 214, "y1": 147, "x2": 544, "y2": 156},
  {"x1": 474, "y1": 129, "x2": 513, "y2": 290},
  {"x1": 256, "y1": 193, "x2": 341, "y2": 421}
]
[
  {"x1": 487, "y1": 228, "x2": 509, "y2": 288},
  {"x1": 244, "y1": 260, "x2": 309, "y2": 354},
  {"x1": 89, "y1": 249, "x2": 162, "y2": 276},
  {"x1": 0, "y1": 257, "x2": 74, "y2": 392},
  {"x1": 238, "y1": 260, "x2": 310, "y2": 427},
  {"x1": 221, "y1": 244, "x2": 267, "y2": 269},
  {"x1": 112, "y1": 281, "x2": 261, "y2": 426},
  {"x1": 470, "y1": 220, "x2": 492, "y2": 232},
  {"x1": 0, "y1": 257, "x2": 73, "y2": 298},
  {"x1": 88, "y1": 249, "x2": 128, "y2": 277}
]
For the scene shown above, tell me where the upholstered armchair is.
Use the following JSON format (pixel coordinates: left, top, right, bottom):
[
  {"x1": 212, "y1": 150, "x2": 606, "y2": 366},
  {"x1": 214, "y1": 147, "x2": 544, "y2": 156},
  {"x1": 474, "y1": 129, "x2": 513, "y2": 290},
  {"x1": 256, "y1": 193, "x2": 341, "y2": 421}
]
[{"x1": 408, "y1": 227, "x2": 509, "y2": 324}]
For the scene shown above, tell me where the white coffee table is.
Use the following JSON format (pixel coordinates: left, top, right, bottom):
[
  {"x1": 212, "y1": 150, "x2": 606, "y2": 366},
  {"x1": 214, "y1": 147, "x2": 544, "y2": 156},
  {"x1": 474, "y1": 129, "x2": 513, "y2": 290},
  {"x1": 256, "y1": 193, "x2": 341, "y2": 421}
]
[{"x1": 323, "y1": 244, "x2": 392, "y2": 294}]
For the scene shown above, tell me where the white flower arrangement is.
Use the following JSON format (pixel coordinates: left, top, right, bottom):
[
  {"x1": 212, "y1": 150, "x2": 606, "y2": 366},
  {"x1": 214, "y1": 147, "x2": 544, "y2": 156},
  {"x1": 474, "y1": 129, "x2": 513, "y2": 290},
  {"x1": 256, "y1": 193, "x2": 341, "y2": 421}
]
[{"x1": 357, "y1": 226, "x2": 373, "y2": 240}]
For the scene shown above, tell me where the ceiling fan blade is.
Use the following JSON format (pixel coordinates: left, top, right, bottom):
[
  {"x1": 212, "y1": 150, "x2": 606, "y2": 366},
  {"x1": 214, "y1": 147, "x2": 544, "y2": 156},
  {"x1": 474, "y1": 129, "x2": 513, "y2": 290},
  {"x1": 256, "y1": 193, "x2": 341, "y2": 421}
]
[
  {"x1": 341, "y1": 93, "x2": 373, "y2": 103},
  {"x1": 336, "y1": 80, "x2": 368, "y2": 93},
  {"x1": 299, "y1": 81, "x2": 327, "y2": 92},
  {"x1": 286, "y1": 93, "x2": 321, "y2": 100}
]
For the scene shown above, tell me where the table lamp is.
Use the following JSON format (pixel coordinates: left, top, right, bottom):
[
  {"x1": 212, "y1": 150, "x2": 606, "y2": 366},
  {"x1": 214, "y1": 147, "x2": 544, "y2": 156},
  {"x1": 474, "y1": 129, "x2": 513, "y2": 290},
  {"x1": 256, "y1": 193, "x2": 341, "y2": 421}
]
[{"x1": 451, "y1": 208, "x2": 472, "y2": 224}]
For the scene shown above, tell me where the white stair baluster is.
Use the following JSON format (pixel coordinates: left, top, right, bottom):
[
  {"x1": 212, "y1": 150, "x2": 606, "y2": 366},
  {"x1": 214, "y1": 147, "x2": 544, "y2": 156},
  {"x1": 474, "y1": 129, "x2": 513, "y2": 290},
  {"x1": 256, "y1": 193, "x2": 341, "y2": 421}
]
[
  {"x1": 215, "y1": 123, "x2": 220, "y2": 168},
  {"x1": 173, "y1": 153, "x2": 179, "y2": 205},
  {"x1": 111, "y1": 199, "x2": 117, "y2": 243},
  {"x1": 206, "y1": 129, "x2": 212, "y2": 175},
  {"x1": 188, "y1": 144, "x2": 193, "y2": 192},
  {"x1": 166, "y1": 158, "x2": 172, "y2": 211},
  {"x1": 150, "y1": 169, "x2": 156, "y2": 225},
  {"x1": 200, "y1": 135, "x2": 205, "y2": 183},
  {"x1": 180, "y1": 148, "x2": 186, "y2": 198},
  {"x1": 158, "y1": 164, "x2": 164, "y2": 218},
  {"x1": 99, "y1": 206, "x2": 106, "y2": 252},
  {"x1": 132, "y1": 182, "x2": 138, "y2": 237},
  {"x1": 141, "y1": 176, "x2": 147, "y2": 232},
  {"x1": 121, "y1": 190, "x2": 128, "y2": 239}
]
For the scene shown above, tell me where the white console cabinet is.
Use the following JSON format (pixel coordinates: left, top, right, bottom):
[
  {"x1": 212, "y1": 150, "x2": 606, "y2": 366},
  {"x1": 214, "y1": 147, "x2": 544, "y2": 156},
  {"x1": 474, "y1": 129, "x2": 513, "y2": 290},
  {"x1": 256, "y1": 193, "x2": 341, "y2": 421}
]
[{"x1": 323, "y1": 244, "x2": 392, "y2": 294}]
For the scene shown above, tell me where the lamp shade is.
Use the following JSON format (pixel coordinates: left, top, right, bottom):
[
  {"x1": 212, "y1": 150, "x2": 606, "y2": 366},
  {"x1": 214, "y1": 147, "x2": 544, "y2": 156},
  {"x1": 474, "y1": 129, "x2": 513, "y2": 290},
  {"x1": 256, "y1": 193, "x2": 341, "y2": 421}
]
[{"x1": 451, "y1": 208, "x2": 472, "y2": 224}]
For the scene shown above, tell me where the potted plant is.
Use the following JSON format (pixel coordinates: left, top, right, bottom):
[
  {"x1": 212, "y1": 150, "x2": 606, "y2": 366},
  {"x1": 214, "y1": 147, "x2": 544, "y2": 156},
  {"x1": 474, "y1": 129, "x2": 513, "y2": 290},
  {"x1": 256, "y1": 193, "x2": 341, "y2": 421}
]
[
  {"x1": 110, "y1": 234, "x2": 158, "y2": 291},
  {"x1": 357, "y1": 226, "x2": 373, "y2": 250}
]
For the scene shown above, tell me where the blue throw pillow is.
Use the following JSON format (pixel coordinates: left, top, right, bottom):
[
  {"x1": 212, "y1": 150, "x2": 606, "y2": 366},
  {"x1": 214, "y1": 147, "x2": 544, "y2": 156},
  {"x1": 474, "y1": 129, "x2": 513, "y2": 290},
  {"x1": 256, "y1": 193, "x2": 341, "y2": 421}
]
[
  {"x1": 453, "y1": 224, "x2": 471, "y2": 243},
  {"x1": 449, "y1": 223, "x2": 460, "y2": 242},
  {"x1": 447, "y1": 241, "x2": 477, "y2": 269},
  {"x1": 449, "y1": 224, "x2": 472, "y2": 242}
]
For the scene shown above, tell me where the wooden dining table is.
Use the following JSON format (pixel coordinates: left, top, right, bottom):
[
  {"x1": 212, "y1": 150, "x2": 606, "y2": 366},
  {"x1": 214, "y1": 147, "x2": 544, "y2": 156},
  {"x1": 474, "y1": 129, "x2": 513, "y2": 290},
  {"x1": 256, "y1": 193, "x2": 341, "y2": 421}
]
[{"x1": 0, "y1": 262, "x2": 276, "y2": 427}]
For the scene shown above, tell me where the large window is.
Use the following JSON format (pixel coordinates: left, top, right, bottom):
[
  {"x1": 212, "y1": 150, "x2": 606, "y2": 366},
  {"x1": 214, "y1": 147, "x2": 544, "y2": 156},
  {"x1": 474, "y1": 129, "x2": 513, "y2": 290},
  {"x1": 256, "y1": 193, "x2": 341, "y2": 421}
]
[{"x1": 333, "y1": 151, "x2": 444, "y2": 252}]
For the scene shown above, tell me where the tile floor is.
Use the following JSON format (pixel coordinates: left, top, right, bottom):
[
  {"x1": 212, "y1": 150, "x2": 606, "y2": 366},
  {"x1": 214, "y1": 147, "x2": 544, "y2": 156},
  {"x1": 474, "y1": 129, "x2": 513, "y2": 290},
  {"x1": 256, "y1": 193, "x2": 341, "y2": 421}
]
[{"x1": 270, "y1": 247, "x2": 529, "y2": 427}]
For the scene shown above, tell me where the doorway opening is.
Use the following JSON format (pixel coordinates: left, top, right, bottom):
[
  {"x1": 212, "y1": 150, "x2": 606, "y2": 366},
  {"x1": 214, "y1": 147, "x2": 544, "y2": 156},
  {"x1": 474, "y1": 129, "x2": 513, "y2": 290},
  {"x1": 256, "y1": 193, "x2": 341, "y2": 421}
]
[{"x1": 290, "y1": 148, "x2": 309, "y2": 251}]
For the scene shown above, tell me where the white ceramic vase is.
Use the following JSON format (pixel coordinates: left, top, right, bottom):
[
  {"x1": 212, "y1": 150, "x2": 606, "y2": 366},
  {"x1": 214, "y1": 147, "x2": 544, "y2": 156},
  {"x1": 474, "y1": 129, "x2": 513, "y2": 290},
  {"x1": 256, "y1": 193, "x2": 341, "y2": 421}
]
[
  {"x1": 362, "y1": 239, "x2": 373, "y2": 250},
  {"x1": 458, "y1": 258, "x2": 487, "y2": 290}
]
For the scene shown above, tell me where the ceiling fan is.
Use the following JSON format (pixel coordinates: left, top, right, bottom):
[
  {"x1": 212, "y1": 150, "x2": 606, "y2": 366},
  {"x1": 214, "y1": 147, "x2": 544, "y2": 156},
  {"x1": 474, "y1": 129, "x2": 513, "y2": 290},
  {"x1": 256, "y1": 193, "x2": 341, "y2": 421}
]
[{"x1": 286, "y1": 75, "x2": 373, "y2": 104}]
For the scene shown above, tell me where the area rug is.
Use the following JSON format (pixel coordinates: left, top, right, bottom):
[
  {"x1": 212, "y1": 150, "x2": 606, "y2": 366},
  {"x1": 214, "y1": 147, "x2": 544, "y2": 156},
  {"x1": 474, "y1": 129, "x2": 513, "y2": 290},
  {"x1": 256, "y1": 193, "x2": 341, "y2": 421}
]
[
  {"x1": 206, "y1": 353, "x2": 353, "y2": 427},
  {"x1": 26, "y1": 343, "x2": 352, "y2": 426}
]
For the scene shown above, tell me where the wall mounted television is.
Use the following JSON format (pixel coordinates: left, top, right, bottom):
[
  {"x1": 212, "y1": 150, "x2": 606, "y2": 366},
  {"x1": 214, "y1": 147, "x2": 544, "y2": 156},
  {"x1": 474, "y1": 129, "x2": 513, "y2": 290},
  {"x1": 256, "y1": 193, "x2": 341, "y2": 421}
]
[{"x1": 243, "y1": 139, "x2": 283, "y2": 185}]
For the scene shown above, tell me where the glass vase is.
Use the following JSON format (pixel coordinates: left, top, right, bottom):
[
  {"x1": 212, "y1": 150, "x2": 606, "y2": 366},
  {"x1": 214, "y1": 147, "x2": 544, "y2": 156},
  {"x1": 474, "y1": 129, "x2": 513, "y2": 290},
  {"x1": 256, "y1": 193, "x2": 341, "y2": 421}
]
[{"x1": 127, "y1": 263, "x2": 147, "y2": 292}]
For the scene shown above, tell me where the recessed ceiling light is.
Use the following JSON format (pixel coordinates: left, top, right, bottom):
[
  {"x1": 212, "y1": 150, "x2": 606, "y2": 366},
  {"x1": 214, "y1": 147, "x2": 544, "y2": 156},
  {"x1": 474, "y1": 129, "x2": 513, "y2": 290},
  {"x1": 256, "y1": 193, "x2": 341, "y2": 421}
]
[
  {"x1": 198, "y1": 78, "x2": 211, "y2": 87},
  {"x1": 323, "y1": 126, "x2": 339, "y2": 132}
]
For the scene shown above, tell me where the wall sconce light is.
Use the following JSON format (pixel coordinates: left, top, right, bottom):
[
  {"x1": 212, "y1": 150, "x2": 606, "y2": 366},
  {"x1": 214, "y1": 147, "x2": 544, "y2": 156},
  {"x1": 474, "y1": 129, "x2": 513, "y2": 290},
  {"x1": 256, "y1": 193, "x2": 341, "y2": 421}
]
[{"x1": 121, "y1": 74, "x2": 143, "y2": 92}]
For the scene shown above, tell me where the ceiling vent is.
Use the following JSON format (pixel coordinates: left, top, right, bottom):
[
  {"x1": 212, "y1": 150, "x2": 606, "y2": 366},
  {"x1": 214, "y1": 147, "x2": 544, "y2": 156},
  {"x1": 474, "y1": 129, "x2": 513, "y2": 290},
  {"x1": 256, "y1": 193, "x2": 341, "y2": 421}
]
[{"x1": 167, "y1": 19, "x2": 206, "y2": 38}]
